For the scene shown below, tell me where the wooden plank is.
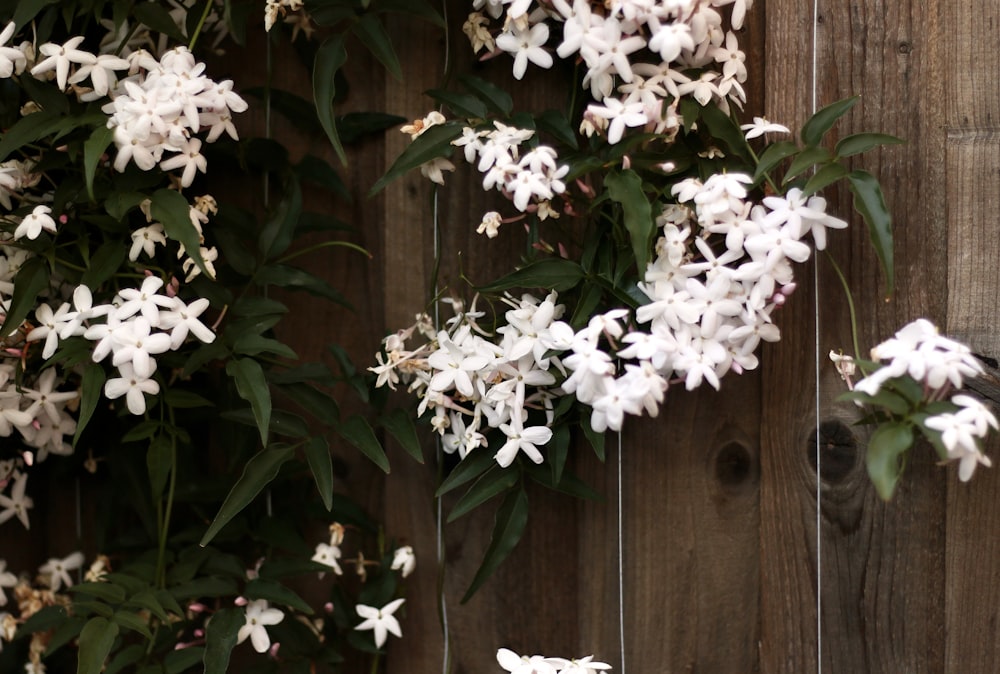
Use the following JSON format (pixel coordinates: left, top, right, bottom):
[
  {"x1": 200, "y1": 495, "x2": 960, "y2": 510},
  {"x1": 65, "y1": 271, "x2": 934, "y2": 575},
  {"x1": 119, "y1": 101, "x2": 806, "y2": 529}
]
[{"x1": 762, "y1": 0, "x2": 950, "y2": 671}]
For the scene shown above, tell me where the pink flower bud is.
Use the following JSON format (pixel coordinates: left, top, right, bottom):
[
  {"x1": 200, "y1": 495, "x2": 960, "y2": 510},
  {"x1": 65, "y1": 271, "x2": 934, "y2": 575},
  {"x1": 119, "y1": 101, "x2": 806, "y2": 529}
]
[
  {"x1": 234, "y1": 596, "x2": 248, "y2": 606},
  {"x1": 269, "y1": 643, "x2": 280, "y2": 658},
  {"x1": 58, "y1": 214, "x2": 68, "y2": 224},
  {"x1": 324, "y1": 602, "x2": 334, "y2": 614},
  {"x1": 194, "y1": 629, "x2": 204, "y2": 638},
  {"x1": 188, "y1": 603, "x2": 206, "y2": 613}
]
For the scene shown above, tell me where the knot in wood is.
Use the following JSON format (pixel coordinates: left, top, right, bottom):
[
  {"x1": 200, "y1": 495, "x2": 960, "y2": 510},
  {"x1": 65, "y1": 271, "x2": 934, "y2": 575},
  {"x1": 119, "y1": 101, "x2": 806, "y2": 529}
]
[
  {"x1": 807, "y1": 419, "x2": 858, "y2": 484},
  {"x1": 714, "y1": 441, "x2": 758, "y2": 492}
]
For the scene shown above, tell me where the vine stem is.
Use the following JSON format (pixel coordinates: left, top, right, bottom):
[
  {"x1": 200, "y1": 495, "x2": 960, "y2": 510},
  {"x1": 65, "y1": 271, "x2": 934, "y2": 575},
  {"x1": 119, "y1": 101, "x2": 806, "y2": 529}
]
[
  {"x1": 275, "y1": 239, "x2": 371, "y2": 265},
  {"x1": 187, "y1": 0, "x2": 216, "y2": 51},
  {"x1": 822, "y1": 250, "x2": 868, "y2": 375},
  {"x1": 155, "y1": 405, "x2": 179, "y2": 589}
]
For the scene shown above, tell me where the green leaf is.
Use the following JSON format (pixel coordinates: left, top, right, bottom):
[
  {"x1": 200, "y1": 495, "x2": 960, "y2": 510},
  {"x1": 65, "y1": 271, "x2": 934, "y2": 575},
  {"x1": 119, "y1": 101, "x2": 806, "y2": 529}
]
[
  {"x1": 303, "y1": 435, "x2": 334, "y2": 511},
  {"x1": 313, "y1": 35, "x2": 348, "y2": 164},
  {"x1": 203, "y1": 607, "x2": 243, "y2": 674},
  {"x1": 461, "y1": 488, "x2": 528, "y2": 602},
  {"x1": 84, "y1": 125, "x2": 113, "y2": 201},
  {"x1": 73, "y1": 363, "x2": 106, "y2": 446},
  {"x1": 436, "y1": 448, "x2": 495, "y2": 497},
  {"x1": 801, "y1": 96, "x2": 859, "y2": 147},
  {"x1": 549, "y1": 424, "x2": 570, "y2": 487},
  {"x1": 81, "y1": 240, "x2": 127, "y2": 289},
  {"x1": 583, "y1": 422, "x2": 605, "y2": 461},
  {"x1": 536, "y1": 109, "x2": 579, "y2": 150},
  {"x1": 0, "y1": 110, "x2": 61, "y2": 161},
  {"x1": 16, "y1": 605, "x2": 67, "y2": 636},
  {"x1": 865, "y1": 421, "x2": 913, "y2": 500},
  {"x1": 163, "y1": 389, "x2": 214, "y2": 408},
  {"x1": 847, "y1": 169, "x2": 894, "y2": 295},
  {"x1": 753, "y1": 141, "x2": 800, "y2": 182},
  {"x1": 169, "y1": 576, "x2": 240, "y2": 600},
  {"x1": 278, "y1": 382, "x2": 339, "y2": 421},
  {"x1": 476, "y1": 257, "x2": 585, "y2": 294},
  {"x1": 368, "y1": 122, "x2": 462, "y2": 196},
  {"x1": 337, "y1": 415, "x2": 389, "y2": 473},
  {"x1": 150, "y1": 188, "x2": 210, "y2": 279},
  {"x1": 245, "y1": 578, "x2": 314, "y2": 614},
  {"x1": 802, "y1": 162, "x2": 848, "y2": 196},
  {"x1": 226, "y1": 358, "x2": 271, "y2": 446},
  {"x1": 295, "y1": 154, "x2": 349, "y2": 199},
  {"x1": 835, "y1": 132, "x2": 905, "y2": 158},
  {"x1": 353, "y1": 13, "x2": 401, "y2": 80},
  {"x1": 258, "y1": 173, "x2": 302, "y2": 259},
  {"x1": 106, "y1": 644, "x2": 145, "y2": 674},
  {"x1": 380, "y1": 408, "x2": 423, "y2": 463},
  {"x1": 124, "y1": 591, "x2": 170, "y2": 623},
  {"x1": 782, "y1": 146, "x2": 832, "y2": 184},
  {"x1": 163, "y1": 647, "x2": 205, "y2": 674},
  {"x1": 255, "y1": 264, "x2": 352, "y2": 308},
  {"x1": 134, "y1": 2, "x2": 186, "y2": 40},
  {"x1": 77, "y1": 617, "x2": 119, "y2": 674},
  {"x1": 13, "y1": 0, "x2": 60, "y2": 29},
  {"x1": 698, "y1": 102, "x2": 752, "y2": 160},
  {"x1": 605, "y1": 169, "x2": 654, "y2": 274},
  {"x1": 425, "y1": 89, "x2": 488, "y2": 119},
  {"x1": 69, "y1": 582, "x2": 126, "y2": 603},
  {"x1": 146, "y1": 435, "x2": 172, "y2": 505},
  {"x1": 112, "y1": 610, "x2": 152, "y2": 639},
  {"x1": 448, "y1": 468, "x2": 518, "y2": 522},
  {"x1": 1, "y1": 257, "x2": 49, "y2": 338},
  {"x1": 459, "y1": 74, "x2": 513, "y2": 116},
  {"x1": 231, "y1": 296, "x2": 289, "y2": 317},
  {"x1": 232, "y1": 334, "x2": 298, "y2": 359},
  {"x1": 199, "y1": 444, "x2": 294, "y2": 546}
]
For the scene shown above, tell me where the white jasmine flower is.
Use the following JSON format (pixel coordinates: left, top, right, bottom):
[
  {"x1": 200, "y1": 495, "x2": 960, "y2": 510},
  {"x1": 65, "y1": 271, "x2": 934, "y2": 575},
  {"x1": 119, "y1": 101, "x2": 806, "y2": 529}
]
[
  {"x1": 586, "y1": 97, "x2": 647, "y2": 144},
  {"x1": 740, "y1": 115, "x2": 789, "y2": 140},
  {"x1": 0, "y1": 559, "x2": 17, "y2": 606},
  {"x1": 311, "y1": 542, "x2": 343, "y2": 576},
  {"x1": 237, "y1": 599, "x2": 284, "y2": 653},
  {"x1": 104, "y1": 362, "x2": 160, "y2": 415},
  {"x1": 0, "y1": 471, "x2": 32, "y2": 529},
  {"x1": 496, "y1": 648, "x2": 568, "y2": 674},
  {"x1": 495, "y1": 22, "x2": 552, "y2": 80},
  {"x1": 13, "y1": 205, "x2": 57, "y2": 240},
  {"x1": 494, "y1": 419, "x2": 552, "y2": 467},
  {"x1": 354, "y1": 598, "x2": 405, "y2": 649},
  {"x1": 390, "y1": 545, "x2": 416, "y2": 578},
  {"x1": 38, "y1": 551, "x2": 84, "y2": 592},
  {"x1": 31, "y1": 36, "x2": 96, "y2": 90}
]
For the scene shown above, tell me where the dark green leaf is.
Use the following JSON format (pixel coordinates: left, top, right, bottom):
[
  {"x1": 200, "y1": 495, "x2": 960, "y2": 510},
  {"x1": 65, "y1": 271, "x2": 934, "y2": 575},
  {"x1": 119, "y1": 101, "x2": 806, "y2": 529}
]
[
  {"x1": 245, "y1": 87, "x2": 321, "y2": 135},
  {"x1": 753, "y1": 141, "x2": 800, "y2": 182},
  {"x1": 835, "y1": 132, "x2": 905, "y2": 158},
  {"x1": 106, "y1": 644, "x2": 145, "y2": 674},
  {"x1": 1, "y1": 257, "x2": 49, "y2": 338},
  {"x1": 163, "y1": 389, "x2": 214, "y2": 408},
  {"x1": 279, "y1": 382, "x2": 339, "y2": 421},
  {"x1": 112, "y1": 609, "x2": 152, "y2": 639},
  {"x1": 0, "y1": 110, "x2": 61, "y2": 161},
  {"x1": 476, "y1": 257, "x2": 585, "y2": 294},
  {"x1": 802, "y1": 162, "x2": 848, "y2": 196},
  {"x1": 258, "y1": 173, "x2": 302, "y2": 259},
  {"x1": 536, "y1": 109, "x2": 579, "y2": 150},
  {"x1": 220, "y1": 407, "x2": 309, "y2": 438},
  {"x1": 461, "y1": 488, "x2": 528, "y2": 602},
  {"x1": 146, "y1": 435, "x2": 172, "y2": 505},
  {"x1": 169, "y1": 576, "x2": 240, "y2": 601},
  {"x1": 353, "y1": 13, "x2": 401, "y2": 80},
  {"x1": 69, "y1": 582, "x2": 126, "y2": 603},
  {"x1": 77, "y1": 617, "x2": 119, "y2": 674},
  {"x1": 245, "y1": 578, "x2": 314, "y2": 614},
  {"x1": 865, "y1": 421, "x2": 913, "y2": 500},
  {"x1": 150, "y1": 188, "x2": 210, "y2": 278},
  {"x1": 163, "y1": 646, "x2": 205, "y2": 674},
  {"x1": 549, "y1": 423, "x2": 570, "y2": 486},
  {"x1": 16, "y1": 605, "x2": 67, "y2": 636},
  {"x1": 699, "y1": 102, "x2": 752, "y2": 160},
  {"x1": 848, "y1": 169, "x2": 894, "y2": 295},
  {"x1": 368, "y1": 122, "x2": 463, "y2": 195},
  {"x1": 255, "y1": 264, "x2": 352, "y2": 308},
  {"x1": 133, "y1": 2, "x2": 186, "y2": 41},
  {"x1": 13, "y1": 0, "x2": 60, "y2": 29},
  {"x1": 337, "y1": 415, "x2": 389, "y2": 472},
  {"x1": 199, "y1": 444, "x2": 294, "y2": 546},
  {"x1": 303, "y1": 435, "x2": 334, "y2": 510},
  {"x1": 124, "y1": 591, "x2": 170, "y2": 623},
  {"x1": 232, "y1": 334, "x2": 298, "y2": 359},
  {"x1": 203, "y1": 607, "x2": 243, "y2": 674},
  {"x1": 84, "y1": 125, "x2": 113, "y2": 201},
  {"x1": 44, "y1": 616, "x2": 86, "y2": 657},
  {"x1": 313, "y1": 35, "x2": 348, "y2": 164},
  {"x1": 372, "y1": 0, "x2": 445, "y2": 26},
  {"x1": 73, "y1": 363, "x2": 106, "y2": 446},
  {"x1": 436, "y1": 447, "x2": 495, "y2": 497},
  {"x1": 459, "y1": 74, "x2": 513, "y2": 116},
  {"x1": 81, "y1": 240, "x2": 127, "y2": 289},
  {"x1": 226, "y1": 358, "x2": 271, "y2": 446},
  {"x1": 448, "y1": 468, "x2": 518, "y2": 522},
  {"x1": 296, "y1": 154, "x2": 349, "y2": 199},
  {"x1": 782, "y1": 146, "x2": 832, "y2": 184},
  {"x1": 425, "y1": 89, "x2": 488, "y2": 119},
  {"x1": 380, "y1": 407, "x2": 423, "y2": 463},
  {"x1": 801, "y1": 96, "x2": 859, "y2": 146},
  {"x1": 606, "y1": 169, "x2": 654, "y2": 274},
  {"x1": 231, "y1": 296, "x2": 289, "y2": 317},
  {"x1": 583, "y1": 422, "x2": 605, "y2": 461}
]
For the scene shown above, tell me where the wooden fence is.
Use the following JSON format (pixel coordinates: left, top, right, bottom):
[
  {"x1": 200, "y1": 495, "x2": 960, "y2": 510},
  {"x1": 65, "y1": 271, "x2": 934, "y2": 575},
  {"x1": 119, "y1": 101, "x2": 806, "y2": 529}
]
[{"x1": 8, "y1": 0, "x2": 1000, "y2": 672}]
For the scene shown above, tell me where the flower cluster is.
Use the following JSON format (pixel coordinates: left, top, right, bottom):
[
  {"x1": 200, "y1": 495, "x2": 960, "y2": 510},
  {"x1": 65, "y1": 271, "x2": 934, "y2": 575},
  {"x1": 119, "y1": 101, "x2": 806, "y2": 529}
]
[
  {"x1": 469, "y1": 0, "x2": 752, "y2": 136},
  {"x1": 846, "y1": 319, "x2": 995, "y2": 482},
  {"x1": 497, "y1": 647, "x2": 611, "y2": 674}
]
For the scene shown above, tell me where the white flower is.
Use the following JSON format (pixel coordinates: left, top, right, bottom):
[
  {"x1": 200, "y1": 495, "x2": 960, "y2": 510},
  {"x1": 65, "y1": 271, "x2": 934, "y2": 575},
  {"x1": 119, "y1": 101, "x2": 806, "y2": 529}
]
[
  {"x1": 561, "y1": 655, "x2": 613, "y2": 674},
  {"x1": 31, "y1": 36, "x2": 97, "y2": 91},
  {"x1": 740, "y1": 116, "x2": 790, "y2": 140},
  {"x1": 390, "y1": 545, "x2": 416, "y2": 578},
  {"x1": 0, "y1": 558, "x2": 17, "y2": 606},
  {"x1": 237, "y1": 599, "x2": 284, "y2": 653},
  {"x1": 39, "y1": 551, "x2": 84, "y2": 592},
  {"x1": 496, "y1": 648, "x2": 568, "y2": 674},
  {"x1": 129, "y1": 223, "x2": 166, "y2": 261},
  {"x1": 494, "y1": 420, "x2": 552, "y2": 467},
  {"x1": 477, "y1": 211, "x2": 503, "y2": 238},
  {"x1": 104, "y1": 363, "x2": 160, "y2": 415},
  {"x1": 159, "y1": 137, "x2": 208, "y2": 188},
  {"x1": 586, "y1": 97, "x2": 647, "y2": 144},
  {"x1": 13, "y1": 205, "x2": 57, "y2": 240},
  {"x1": 26, "y1": 302, "x2": 75, "y2": 359},
  {"x1": 311, "y1": 542, "x2": 343, "y2": 576},
  {"x1": 354, "y1": 598, "x2": 405, "y2": 649},
  {"x1": 0, "y1": 472, "x2": 32, "y2": 529},
  {"x1": 159, "y1": 297, "x2": 216, "y2": 349},
  {"x1": 495, "y1": 22, "x2": 552, "y2": 80}
]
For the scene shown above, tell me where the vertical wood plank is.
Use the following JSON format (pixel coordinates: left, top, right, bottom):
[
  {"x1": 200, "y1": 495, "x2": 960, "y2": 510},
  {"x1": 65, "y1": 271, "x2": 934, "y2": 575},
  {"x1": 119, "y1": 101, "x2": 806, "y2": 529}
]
[{"x1": 762, "y1": 0, "x2": 950, "y2": 671}]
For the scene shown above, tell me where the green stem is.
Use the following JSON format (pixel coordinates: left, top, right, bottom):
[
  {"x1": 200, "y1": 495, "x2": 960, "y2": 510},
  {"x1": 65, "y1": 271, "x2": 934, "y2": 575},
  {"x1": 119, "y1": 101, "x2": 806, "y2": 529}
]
[
  {"x1": 187, "y1": 0, "x2": 216, "y2": 51},
  {"x1": 823, "y1": 251, "x2": 867, "y2": 375},
  {"x1": 370, "y1": 654, "x2": 381, "y2": 674},
  {"x1": 745, "y1": 144, "x2": 782, "y2": 195},
  {"x1": 274, "y1": 240, "x2": 371, "y2": 265},
  {"x1": 155, "y1": 406, "x2": 180, "y2": 589}
]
